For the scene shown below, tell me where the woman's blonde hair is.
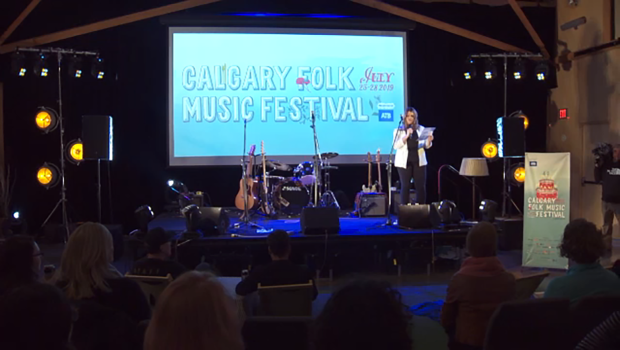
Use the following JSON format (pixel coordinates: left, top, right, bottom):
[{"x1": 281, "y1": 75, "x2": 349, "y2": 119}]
[
  {"x1": 58, "y1": 222, "x2": 121, "y2": 299},
  {"x1": 144, "y1": 271, "x2": 243, "y2": 350}
]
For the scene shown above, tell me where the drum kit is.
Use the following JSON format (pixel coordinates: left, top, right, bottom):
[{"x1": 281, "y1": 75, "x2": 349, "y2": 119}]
[{"x1": 256, "y1": 152, "x2": 340, "y2": 216}]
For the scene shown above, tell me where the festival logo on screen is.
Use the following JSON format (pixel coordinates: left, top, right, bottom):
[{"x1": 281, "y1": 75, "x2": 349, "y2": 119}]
[
  {"x1": 527, "y1": 171, "x2": 566, "y2": 219},
  {"x1": 179, "y1": 63, "x2": 401, "y2": 124}
]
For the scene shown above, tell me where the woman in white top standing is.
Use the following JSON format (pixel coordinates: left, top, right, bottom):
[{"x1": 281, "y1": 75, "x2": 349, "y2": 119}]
[{"x1": 393, "y1": 107, "x2": 434, "y2": 207}]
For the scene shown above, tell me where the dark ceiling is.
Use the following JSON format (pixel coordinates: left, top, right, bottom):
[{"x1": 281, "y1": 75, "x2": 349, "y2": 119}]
[{"x1": 0, "y1": 0, "x2": 555, "y2": 54}]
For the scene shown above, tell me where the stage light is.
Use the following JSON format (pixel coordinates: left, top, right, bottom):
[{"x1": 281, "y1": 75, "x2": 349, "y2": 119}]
[
  {"x1": 12, "y1": 211, "x2": 19, "y2": 220},
  {"x1": 535, "y1": 61, "x2": 548, "y2": 81},
  {"x1": 133, "y1": 205, "x2": 154, "y2": 237},
  {"x1": 513, "y1": 58, "x2": 526, "y2": 80},
  {"x1": 481, "y1": 139, "x2": 499, "y2": 159},
  {"x1": 167, "y1": 179, "x2": 188, "y2": 194},
  {"x1": 67, "y1": 55, "x2": 83, "y2": 78},
  {"x1": 437, "y1": 200, "x2": 461, "y2": 224},
  {"x1": 37, "y1": 163, "x2": 60, "y2": 188},
  {"x1": 479, "y1": 199, "x2": 498, "y2": 222},
  {"x1": 11, "y1": 52, "x2": 27, "y2": 77},
  {"x1": 463, "y1": 57, "x2": 476, "y2": 80},
  {"x1": 510, "y1": 110, "x2": 529, "y2": 130},
  {"x1": 484, "y1": 58, "x2": 497, "y2": 80},
  {"x1": 181, "y1": 204, "x2": 203, "y2": 238},
  {"x1": 33, "y1": 53, "x2": 49, "y2": 77},
  {"x1": 510, "y1": 163, "x2": 526, "y2": 186},
  {"x1": 91, "y1": 57, "x2": 105, "y2": 79},
  {"x1": 66, "y1": 139, "x2": 83, "y2": 165},
  {"x1": 35, "y1": 107, "x2": 59, "y2": 134}
]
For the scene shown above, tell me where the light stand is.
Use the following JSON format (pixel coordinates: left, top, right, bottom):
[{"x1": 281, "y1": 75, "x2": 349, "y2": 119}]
[
  {"x1": 470, "y1": 52, "x2": 541, "y2": 217},
  {"x1": 22, "y1": 47, "x2": 99, "y2": 240},
  {"x1": 232, "y1": 119, "x2": 268, "y2": 233}
]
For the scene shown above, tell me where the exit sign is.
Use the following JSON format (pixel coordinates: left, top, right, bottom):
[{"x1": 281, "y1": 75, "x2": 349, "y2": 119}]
[{"x1": 559, "y1": 108, "x2": 569, "y2": 119}]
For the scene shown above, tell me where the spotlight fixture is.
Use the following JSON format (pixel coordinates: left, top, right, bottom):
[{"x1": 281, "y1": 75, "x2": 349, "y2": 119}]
[
  {"x1": 510, "y1": 110, "x2": 529, "y2": 130},
  {"x1": 12, "y1": 211, "x2": 19, "y2": 220},
  {"x1": 513, "y1": 58, "x2": 526, "y2": 80},
  {"x1": 510, "y1": 163, "x2": 526, "y2": 186},
  {"x1": 35, "y1": 107, "x2": 59, "y2": 134},
  {"x1": 181, "y1": 204, "x2": 203, "y2": 239},
  {"x1": 91, "y1": 57, "x2": 105, "y2": 79},
  {"x1": 483, "y1": 58, "x2": 497, "y2": 80},
  {"x1": 463, "y1": 57, "x2": 476, "y2": 80},
  {"x1": 478, "y1": 199, "x2": 498, "y2": 222},
  {"x1": 37, "y1": 162, "x2": 60, "y2": 188},
  {"x1": 167, "y1": 179, "x2": 188, "y2": 194},
  {"x1": 481, "y1": 139, "x2": 499, "y2": 159},
  {"x1": 10, "y1": 52, "x2": 27, "y2": 77},
  {"x1": 33, "y1": 53, "x2": 49, "y2": 77},
  {"x1": 437, "y1": 200, "x2": 461, "y2": 224},
  {"x1": 535, "y1": 61, "x2": 548, "y2": 81},
  {"x1": 66, "y1": 139, "x2": 83, "y2": 165},
  {"x1": 67, "y1": 55, "x2": 83, "y2": 78},
  {"x1": 133, "y1": 205, "x2": 154, "y2": 237}
]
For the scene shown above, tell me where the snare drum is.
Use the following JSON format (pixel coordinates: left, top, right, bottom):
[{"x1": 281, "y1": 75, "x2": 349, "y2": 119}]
[
  {"x1": 275, "y1": 180, "x2": 310, "y2": 215},
  {"x1": 293, "y1": 161, "x2": 316, "y2": 186}
]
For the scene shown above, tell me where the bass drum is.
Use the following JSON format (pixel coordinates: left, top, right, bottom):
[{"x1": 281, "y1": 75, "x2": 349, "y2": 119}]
[{"x1": 275, "y1": 180, "x2": 310, "y2": 215}]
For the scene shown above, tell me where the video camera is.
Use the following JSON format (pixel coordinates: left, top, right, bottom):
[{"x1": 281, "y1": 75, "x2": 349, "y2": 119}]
[{"x1": 593, "y1": 143, "x2": 613, "y2": 165}]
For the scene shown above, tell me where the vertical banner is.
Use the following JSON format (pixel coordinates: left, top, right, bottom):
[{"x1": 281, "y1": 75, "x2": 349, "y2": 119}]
[{"x1": 523, "y1": 152, "x2": 570, "y2": 269}]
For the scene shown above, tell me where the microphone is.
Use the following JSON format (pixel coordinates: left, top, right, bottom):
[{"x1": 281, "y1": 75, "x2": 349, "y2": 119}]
[{"x1": 311, "y1": 111, "x2": 315, "y2": 120}]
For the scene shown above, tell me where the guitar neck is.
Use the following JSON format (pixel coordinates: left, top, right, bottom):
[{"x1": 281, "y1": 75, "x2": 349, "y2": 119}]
[
  {"x1": 377, "y1": 162, "x2": 382, "y2": 188},
  {"x1": 247, "y1": 156, "x2": 254, "y2": 177},
  {"x1": 368, "y1": 162, "x2": 371, "y2": 186}
]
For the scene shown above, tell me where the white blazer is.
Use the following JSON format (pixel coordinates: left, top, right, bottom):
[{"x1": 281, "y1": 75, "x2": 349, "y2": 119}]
[{"x1": 393, "y1": 125, "x2": 433, "y2": 169}]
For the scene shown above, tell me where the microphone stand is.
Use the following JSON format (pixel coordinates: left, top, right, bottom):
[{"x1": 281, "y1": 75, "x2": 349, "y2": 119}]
[
  {"x1": 310, "y1": 112, "x2": 323, "y2": 207},
  {"x1": 383, "y1": 117, "x2": 404, "y2": 225},
  {"x1": 233, "y1": 118, "x2": 266, "y2": 233}
]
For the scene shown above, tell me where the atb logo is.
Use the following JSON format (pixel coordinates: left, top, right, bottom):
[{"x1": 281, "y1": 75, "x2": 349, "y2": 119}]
[
  {"x1": 380, "y1": 112, "x2": 392, "y2": 121},
  {"x1": 530, "y1": 161, "x2": 538, "y2": 167},
  {"x1": 378, "y1": 103, "x2": 395, "y2": 122}
]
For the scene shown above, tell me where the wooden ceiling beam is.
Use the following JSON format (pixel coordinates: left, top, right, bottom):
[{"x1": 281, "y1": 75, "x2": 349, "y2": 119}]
[
  {"x1": 507, "y1": 0, "x2": 550, "y2": 59},
  {"x1": 0, "y1": 0, "x2": 42, "y2": 45},
  {"x1": 351, "y1": 0, "x2": 531, "y2": 53},
  {"x1": 0, "y1": 0, "x2": 220, "y2": 54}
]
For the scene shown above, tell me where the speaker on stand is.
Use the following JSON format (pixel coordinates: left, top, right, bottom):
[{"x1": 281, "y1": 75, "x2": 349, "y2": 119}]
[{"x1": 82, "y1": 115, "x2": 113, "y2": 223}]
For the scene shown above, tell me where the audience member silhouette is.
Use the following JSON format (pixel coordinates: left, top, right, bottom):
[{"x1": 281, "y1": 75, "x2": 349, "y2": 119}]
[
  {"x1": 0, "y1": 235, "x2": 42, "y2": 295},
  {"x1": 313, "y1": 278, "x2": 412, "y2": 350},
  {"x1": 129, "y1": 227, "x2": 187, "y2": 279},
  {"x1": 440, "y1": 221, "x2": 515, "y2": 350},
  {"x1": 235, "y1": 229, "x2": 317, "y2": 299},
  {"x1": 0, "y1": 283, "x2": 74, "y2": 350},
  {"x1": 55, "y1": 222, "x2": 150, "y2": 322},
  {"x1": 544, "y1": 219, "x2": 620, "y2": 302},
  {"x1": 144, "y1": 271, "x2": 243, "y2": 350}
]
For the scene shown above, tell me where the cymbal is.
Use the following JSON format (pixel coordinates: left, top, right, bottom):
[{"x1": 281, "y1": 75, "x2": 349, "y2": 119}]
[
  {"x1": 313, "y1": 152, "x2": 339, "y2": 160},
  {"x1": 266, "y1": 160, "x2": 292, "y2": 171},
  {"x1": 323, "y1": 165, "x2": 339, "y2": 170}
]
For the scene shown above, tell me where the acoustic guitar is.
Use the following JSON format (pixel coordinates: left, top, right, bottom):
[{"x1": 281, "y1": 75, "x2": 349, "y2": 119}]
[{"x1": 235, "y1": 144, "x2": 259, "y2": 211}]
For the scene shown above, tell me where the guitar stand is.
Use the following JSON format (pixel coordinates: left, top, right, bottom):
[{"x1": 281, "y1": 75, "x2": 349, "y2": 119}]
[{"x1": 232, "y1": 120, "x2": 271, "y2": 234}]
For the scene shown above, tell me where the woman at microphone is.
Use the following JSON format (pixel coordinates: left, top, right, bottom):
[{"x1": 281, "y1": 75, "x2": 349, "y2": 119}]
[{"x1": 393, "y1": 107, "x2": 434, "y2": 207}]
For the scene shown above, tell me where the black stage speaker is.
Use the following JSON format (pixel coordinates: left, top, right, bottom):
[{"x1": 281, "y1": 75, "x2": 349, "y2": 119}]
[
  {"x1": 358, "y1": 193, "x2": 387, "y2": 217},
  {"x1": 199, "y1": 207, "x2": 229, "y2": 236},
  {"x1": 301, "y1": 207, "x2": 340, "y2": 235},
  {"x1": 497, "y1": 117, "x2": 524, "y2": 157},
  {"x1": 398, "y1": 204, "x2": 438, "y2": 229},
  {"x1": 82, "y1": 115, "x2": 113, "y2": 160},
  {"x1": 391, "y1": 189, "x2": 416, "y2": 213}
]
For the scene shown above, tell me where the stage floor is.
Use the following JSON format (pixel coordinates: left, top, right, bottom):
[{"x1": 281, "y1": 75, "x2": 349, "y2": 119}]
[{"x1": 147, "y1": 209, "x2": 471, "y2": 238}]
